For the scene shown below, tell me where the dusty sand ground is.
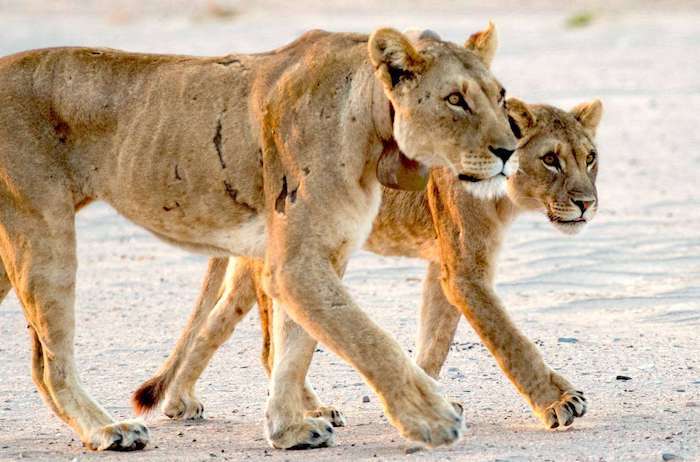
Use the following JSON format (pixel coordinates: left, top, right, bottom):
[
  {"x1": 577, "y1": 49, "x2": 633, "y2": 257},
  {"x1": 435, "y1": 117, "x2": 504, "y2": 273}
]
[{"x1": 0, "y1": 1, "x2": 699, "y2": 461}]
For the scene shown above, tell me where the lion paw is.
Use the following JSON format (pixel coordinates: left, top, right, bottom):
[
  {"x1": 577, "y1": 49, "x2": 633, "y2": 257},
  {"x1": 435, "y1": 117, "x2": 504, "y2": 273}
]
[
  {"x1": 388, "y1": 378, "x2": 464, "y2": 448},
  {"x1": 541, "y1": 390, "x2": 587, "y2": 429},
  {"x1": 304, "y1": 406, "x2": 346, "y2": 427},
  {"x1": 88, "y1": 420, "x2": 149, "y2": 451},
  {"x1": 267, "y1": 417, "x2": 336, "y2": 450},
  {"x1": 162, "y1": 392, "x2": 204, "y2": 420}
]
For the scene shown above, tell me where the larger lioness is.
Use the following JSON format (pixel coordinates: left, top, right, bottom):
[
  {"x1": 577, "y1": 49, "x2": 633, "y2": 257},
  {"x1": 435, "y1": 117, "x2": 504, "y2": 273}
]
[
  {"x1": 0, "y1": 25, "x2": 517, "y2": 450},
  {"x1": 134, "y1": 97, "x2": 603, "y2": 435}
]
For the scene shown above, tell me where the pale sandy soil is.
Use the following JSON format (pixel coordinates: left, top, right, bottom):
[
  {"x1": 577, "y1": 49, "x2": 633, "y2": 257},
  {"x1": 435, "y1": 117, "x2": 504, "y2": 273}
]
[{"x1": 0, "y1": 2, "x2": 699, "y2": 461}]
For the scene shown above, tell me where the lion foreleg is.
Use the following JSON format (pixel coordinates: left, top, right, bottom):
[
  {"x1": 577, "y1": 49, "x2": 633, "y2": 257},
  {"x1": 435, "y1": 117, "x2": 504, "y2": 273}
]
[
  {"x1": 415, "y1": 262, "x2": 461, "y2": 378},
  {"x1": 440, "y1": 273, "x2": 587, "y2": 429},
  {"x1": 263, "y1": 247, "x2": 463, "y2": 448},
  {"x1": 427, "y1": 173, "x2": 587, "y2": 430},
  {"x1": 0, "y1": 261, "x2": 11, "y2": 304}
]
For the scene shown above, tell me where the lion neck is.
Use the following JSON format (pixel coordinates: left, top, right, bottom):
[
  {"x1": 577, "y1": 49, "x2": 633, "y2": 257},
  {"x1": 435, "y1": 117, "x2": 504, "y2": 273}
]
[{"x1": 371, "y1": 79, "x2": 394, "y2": 144}]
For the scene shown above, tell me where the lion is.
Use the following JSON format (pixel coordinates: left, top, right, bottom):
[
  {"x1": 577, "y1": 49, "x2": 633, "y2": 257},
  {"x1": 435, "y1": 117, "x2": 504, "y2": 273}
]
[
  {"x1": 133, "y1": 97, "x2": 603, "y2": 434},
  {"x1": 0, "y1": 25, "x2": 517, "y2": 450}
]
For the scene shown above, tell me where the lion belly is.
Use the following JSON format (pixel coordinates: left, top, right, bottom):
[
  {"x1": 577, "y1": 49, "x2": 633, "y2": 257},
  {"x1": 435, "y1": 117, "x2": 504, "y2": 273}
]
[
  {"x1": 36, "y1": 49, "x2": 269, "y2": 257},
  {"x1": 200, "y1": 216, "x2": 267, "y2": 256}
]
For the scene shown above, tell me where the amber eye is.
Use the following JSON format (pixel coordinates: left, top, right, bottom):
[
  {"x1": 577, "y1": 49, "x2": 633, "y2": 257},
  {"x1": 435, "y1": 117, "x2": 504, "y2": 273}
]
[
  {"x1": 541, "y1": 152, "x2": 560, "y2": 169},
  {"x1": 445, "y1": 93, "x2": 471, "y2": 112},
  {"x1": 586, "y1": 151, "x2": 597, "y2": 165}
]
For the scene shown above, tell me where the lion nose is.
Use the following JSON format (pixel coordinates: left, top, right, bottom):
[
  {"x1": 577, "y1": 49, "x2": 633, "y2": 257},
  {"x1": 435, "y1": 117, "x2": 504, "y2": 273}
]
[
  {"x1": 489, "y1": 146, "x2": 515, "y2": 163},
  {"x1": 572, "y1": 198, "x2": 596, "y2": 213}
]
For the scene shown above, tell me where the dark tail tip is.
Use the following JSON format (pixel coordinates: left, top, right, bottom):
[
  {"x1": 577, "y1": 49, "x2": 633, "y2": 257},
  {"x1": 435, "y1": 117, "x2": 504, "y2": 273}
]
[{"x1": 132, "y1": 376, "x2": 166, "y2": 415}]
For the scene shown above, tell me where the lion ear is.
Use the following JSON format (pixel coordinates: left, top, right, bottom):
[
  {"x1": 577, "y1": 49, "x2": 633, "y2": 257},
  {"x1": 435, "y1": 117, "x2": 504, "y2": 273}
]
[
  {"x1": 571, "y1": 99, "x2": 603, "y2": 137},
  {"x1": 506, "y1": 97, "x2": 537, "y2": 139},
  {"x1": 465, "y1": 21, "x2": 498, "y2": 68},
  {"x1": 369, "y1": 28, "x2": 426, "y2": 89}
]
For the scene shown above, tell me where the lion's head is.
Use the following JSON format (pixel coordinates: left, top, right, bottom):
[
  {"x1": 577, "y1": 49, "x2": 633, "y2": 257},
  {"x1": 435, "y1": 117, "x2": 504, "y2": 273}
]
[
  {"x1": 505, "y1": 98, "x2": 603, "y2": 235},
  {"x1": 368, "y1": 23, "x2": 517, "y2": 200}
]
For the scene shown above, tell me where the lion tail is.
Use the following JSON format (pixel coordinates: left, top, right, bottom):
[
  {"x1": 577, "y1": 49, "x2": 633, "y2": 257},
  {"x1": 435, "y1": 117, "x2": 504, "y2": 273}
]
[
  {"x1": 131, "y1": 257, "x2": 231, "y2": 415},
  {"x1": 132, "y1": 371, "x2": 171, "y2": 415}
]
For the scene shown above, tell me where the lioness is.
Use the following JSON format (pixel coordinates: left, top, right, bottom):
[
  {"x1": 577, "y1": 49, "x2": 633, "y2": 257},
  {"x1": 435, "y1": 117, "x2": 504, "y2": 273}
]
[
  {"x1": 0, "y1": 25, "x2": 517, "y2": 450},
  {"x1": 134, "y1": 97, "x2": 602, "y2": 434}
]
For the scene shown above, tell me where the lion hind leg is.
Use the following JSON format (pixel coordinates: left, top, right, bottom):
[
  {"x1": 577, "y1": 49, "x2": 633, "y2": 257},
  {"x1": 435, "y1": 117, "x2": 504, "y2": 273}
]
[
  {"x1": 0, "y1": 196, "x2": 148, "y2": 451},
  {"x1": 159, "y1": 258, "x2": 259, "y2": 420},
  {"x1": 303, "y1": 401, "x2": 347, "y2": 428},
  {"x1": 28, "y1": 326, "x2": 62, "y2": 417},
  {"x1": 265, "y1": 302, "x2": 336, "y2": 449},
  {"x1": 257, "y1": 271, "x2": 346, "y2": 428},
  {"x1": 132, "y1": 257, "x2": 230, "y2": 415}
]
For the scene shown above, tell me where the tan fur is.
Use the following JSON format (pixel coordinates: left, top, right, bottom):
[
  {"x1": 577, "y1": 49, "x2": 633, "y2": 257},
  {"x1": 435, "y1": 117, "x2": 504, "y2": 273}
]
[
  {"x1": 0, "y1": 25, "x2": 515, "y2": 450},
  {"x1": 141, "y1": 99, "x2": 602, "y2": 432}
]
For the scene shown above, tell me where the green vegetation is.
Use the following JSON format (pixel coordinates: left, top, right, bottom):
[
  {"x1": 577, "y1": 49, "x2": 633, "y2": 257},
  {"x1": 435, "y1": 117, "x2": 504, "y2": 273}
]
[{"x1": 566, "y1": 10, "x2": 596, "y2": 28}]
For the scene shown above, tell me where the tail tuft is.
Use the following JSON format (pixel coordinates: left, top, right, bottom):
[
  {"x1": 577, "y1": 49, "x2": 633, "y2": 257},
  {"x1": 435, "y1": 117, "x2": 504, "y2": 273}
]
[{"x1": 132, "y1": 376, "x2": 167, "y2": 415}]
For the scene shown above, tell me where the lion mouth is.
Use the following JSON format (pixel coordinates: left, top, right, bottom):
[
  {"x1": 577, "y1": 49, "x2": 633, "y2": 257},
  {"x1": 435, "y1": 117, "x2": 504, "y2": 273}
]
[
  {"x1": 552, "y1": 217, "x2": 587, "y2": 224},
  {"x1": 548, "y1": 214, "x2": 589, "y2": 236},
  {"x1": 458, "y1": 174, "x2": 481, "y2": 183},
  {"x1": 458, "y1": 172, "x2": 507, "y2": 183},
  {"x1": 548, "y1": 214, "x2": 588, "y2": 235}
]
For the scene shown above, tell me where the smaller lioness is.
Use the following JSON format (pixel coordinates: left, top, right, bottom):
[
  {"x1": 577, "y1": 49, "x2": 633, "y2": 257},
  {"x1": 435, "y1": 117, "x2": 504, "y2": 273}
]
[{"x1": 134, "y1": 97, "x2": 602, "y2": 431}]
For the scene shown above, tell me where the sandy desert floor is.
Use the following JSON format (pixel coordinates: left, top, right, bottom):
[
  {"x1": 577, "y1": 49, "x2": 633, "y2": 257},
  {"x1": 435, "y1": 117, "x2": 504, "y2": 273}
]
[{"x1": 0, "y1": 1, "x2": 699, "y2": 461}]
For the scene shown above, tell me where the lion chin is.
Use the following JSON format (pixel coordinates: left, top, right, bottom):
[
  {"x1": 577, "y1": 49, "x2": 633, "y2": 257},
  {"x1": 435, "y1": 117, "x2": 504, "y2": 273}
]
[
  {"x1": 551, "y1": 219, "x2": 588, "y2": 235},
  {"x1": 460, "y1": 174, "x2": 508, "y2": 200}
]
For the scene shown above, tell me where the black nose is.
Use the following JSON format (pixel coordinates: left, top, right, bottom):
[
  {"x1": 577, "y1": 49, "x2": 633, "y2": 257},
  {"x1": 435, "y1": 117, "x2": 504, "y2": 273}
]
[
  {"x1": 572, "y1": 199, "x2": 596, "y2": 213},
  {"x1": 489, "y1": 146, "x2": 515, "y2": 163}
]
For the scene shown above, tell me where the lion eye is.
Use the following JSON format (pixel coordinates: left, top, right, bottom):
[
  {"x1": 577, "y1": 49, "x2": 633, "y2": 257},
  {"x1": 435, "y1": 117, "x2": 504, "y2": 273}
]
[
  {"x1": 586, "y1": 151, "x2": 597, "y2": 165},
  {"x1": 446, "y1": 93, "x2": 471, "y2": 113},
  {"x1": 499, "y1": 88, "x2": 506, "y2": 106},
  {"x1": 541, "y1": 152, "x2": 560, "y2": 169}
]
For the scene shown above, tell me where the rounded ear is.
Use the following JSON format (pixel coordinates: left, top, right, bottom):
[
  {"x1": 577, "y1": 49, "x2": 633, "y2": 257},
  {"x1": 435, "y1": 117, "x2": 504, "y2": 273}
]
[
  {"x1": 465, "y1": 21, "x2": 498, "y2": 68},
  {"x1": 403, "y1": 28, "x2": 442, "y2": 43},
  {"x1": 571, "y1": 99, "x2": 603, "y2": 136},
  {"x1": 369, "y1": 28, "x2": 426, "y2": 89},
  {"x1": 506, "y1": 97, "x2": 537, "y2": 139}
]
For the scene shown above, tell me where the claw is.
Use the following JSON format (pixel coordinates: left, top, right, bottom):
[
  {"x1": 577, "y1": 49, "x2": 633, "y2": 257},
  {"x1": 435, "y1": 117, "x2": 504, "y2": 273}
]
[
  {"x1": 108, "y1": 435, "x2": 123, "y2": 451},
  {"x1": 564, "y1": 414, "x2": 574, "y2": 427},
  {"x1": 564, "y1": 402, "x2": 575, "y2": 415}
]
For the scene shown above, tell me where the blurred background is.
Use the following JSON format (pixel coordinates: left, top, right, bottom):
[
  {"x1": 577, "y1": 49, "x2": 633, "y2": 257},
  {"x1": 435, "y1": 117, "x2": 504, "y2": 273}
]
[{"x1": 0, "y1": 1, "x2": 698, "y2": 461}]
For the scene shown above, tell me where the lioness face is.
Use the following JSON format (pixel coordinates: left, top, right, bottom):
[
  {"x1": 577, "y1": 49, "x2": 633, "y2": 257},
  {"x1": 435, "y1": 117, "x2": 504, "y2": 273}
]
[
  {"x1": 369, "y1": 24, "x2": 517, "y2": 200},
  {"x1": 505, "y1": 99, "x2": 603, "y2": 235}
]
